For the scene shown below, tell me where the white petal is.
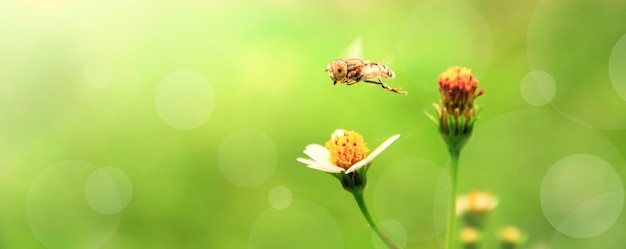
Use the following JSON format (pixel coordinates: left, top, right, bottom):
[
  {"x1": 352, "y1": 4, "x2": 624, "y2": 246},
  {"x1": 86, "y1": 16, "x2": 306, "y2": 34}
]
[
  {"x1": 297, "y1": 158, "x2": 344, "y2": 173},
  {"x1": 296, "y1": 158, "x2": 317, "y2": 165},
  {"x1": 345, "y1": 161, "x2": 367, "y2": 174},
  {"x1": 331, "y1": 129, "x2": 346, "y2": 140},
  {"x1": 303, "y1": 144, "x2": 330, "y2": 163},
  {"x1": 345, "y1": 134, "x2": 400, "y2": 174},
  {"x1": 305, "y1": 144, "x2": 327, "y2": 154},
  {"x1": 363, "y1": 134, "x2": 401, "y2": 163},
  {"x1": 306, "y1": 162, "x2": 344, "y2": 173}
]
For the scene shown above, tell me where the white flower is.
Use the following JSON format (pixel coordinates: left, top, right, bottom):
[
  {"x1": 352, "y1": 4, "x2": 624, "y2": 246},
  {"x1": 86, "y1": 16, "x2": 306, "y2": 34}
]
[{"x1": 296, "y1": 129, "x2": 400, "y2": 174}]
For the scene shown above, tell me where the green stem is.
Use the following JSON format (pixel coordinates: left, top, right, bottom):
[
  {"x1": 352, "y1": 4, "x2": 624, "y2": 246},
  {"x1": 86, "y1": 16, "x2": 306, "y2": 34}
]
[
  {"x1": 445, "y1": 148, "x2": 461, "y2": 249},
  {"x1": 352, "y1": 191, "x2": 398, "y2": 249}
]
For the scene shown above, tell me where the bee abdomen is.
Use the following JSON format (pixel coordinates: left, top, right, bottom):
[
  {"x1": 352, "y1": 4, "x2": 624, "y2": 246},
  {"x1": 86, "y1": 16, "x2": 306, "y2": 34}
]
[
  {"x1": 374, "y1": 64, "x2": 394, "y2": 79},
  {"x1": 384, "y1": 65, "x2": 395, "y2": 78}
]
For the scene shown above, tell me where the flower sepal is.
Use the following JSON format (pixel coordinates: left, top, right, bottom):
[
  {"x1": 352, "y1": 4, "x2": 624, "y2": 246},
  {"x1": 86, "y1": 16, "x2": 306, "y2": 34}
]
[
  {"x1": 332, "y1": 163, "x2": 370, "y2": 194},
  {"x1": 440, "y1": 113, "x2": 478, "y2": 152}
]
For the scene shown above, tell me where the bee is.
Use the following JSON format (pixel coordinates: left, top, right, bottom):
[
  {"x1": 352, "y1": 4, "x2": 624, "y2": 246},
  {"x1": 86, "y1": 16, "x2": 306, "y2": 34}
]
[{"x1": 325, "y1": 58, "x2": 407, "y2": 95}]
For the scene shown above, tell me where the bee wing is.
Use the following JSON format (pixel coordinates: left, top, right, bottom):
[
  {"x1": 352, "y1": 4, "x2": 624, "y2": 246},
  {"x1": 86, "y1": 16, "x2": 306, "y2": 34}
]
[
  {"x1": 340, "y1": 37, "x2": 364, "y2": 59},
  {"x1": 338, "y1": 37, "x2": 393, "y2": 64},
  {"x1": 377, "y1": 54, "x2": 395, "y2": 67},
  {"x1": 370, "y1": 54, "x2": 396, "y2": 78}
]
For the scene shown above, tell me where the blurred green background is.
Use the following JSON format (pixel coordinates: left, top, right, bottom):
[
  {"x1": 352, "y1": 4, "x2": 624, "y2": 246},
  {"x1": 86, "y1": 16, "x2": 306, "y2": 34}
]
[{"x1": 1, "y1": 0, "x2": 626, "y2": 248}]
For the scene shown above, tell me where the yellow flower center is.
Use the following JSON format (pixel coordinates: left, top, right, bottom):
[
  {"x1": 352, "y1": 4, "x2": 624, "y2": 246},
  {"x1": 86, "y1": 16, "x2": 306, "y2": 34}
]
[{"x1": 324, "y1": 130, "x2": 369, "y2": 169}]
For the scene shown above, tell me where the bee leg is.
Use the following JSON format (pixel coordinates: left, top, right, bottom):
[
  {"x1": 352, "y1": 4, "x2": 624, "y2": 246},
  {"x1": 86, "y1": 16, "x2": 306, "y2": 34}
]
[
  {"x1": 364, "y1": 79, "x2": 384, "y2": 85},
  {"x1": 364, "y1": 78, "x2": 407, "y2": 95}
]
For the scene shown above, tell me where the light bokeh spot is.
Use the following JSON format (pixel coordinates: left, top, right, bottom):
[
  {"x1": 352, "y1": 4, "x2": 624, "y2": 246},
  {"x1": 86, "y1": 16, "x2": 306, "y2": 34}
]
[
  {"x1": 373, "y1": 158, "x2": 448, "y2": 242},
  {"x1": 540, "y1": 154, "x2": 623, "y2": 238},
  {"x1": 520, "y1": 70, "x2": 556, "y2": 107},
  {"x1": 85, "y1": 167, "x2": 133, "y2": 215},
  {"x1": 268, "y1": 185, "x2": 292, "y2": 210},
  {"x1": 397, "y1": 0, "x2": 492, "y2": 93},
  {"x1": 155, "y1": 70, "x2": 215, "y2": 130},
  {"x1": 249, "y1": 200, "x2": 344, "y2": 249},
  {"x1": 26, "y1": 160, "x2": 121, "y2": 249},
  {"x1": 609, "y1": 33, "x2": 626, "y2": 102},
  {"x1": 84, "y1": 59, "x2": 113, "y2": 89},
  {"x1": 218, "y1": 128, "x2": 277, "y2": 187},
  {"x1": 371, "y1": 219, "x2": 407, "y2": 249}
]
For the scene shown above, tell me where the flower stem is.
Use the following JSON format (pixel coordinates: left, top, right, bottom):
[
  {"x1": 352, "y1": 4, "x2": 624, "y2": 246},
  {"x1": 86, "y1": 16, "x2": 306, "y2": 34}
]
[
  {"x1": 352, "y1": 191, "x2": 398, "y2": 249},
  {"x1": 445, "y1": 148, "x2": 461, "y2": 249}
]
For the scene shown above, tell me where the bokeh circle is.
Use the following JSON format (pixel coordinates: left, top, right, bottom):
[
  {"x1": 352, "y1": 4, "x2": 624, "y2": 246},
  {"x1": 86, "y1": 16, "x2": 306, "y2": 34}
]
[
  {"x1": 26, "y1": 160, "x2": 123, "y2": 249},
  {"x1": 155, "y1": 70, "x2": 215, "y2": 130},
  {"x1": 84, "y1": 167, "x2": 133, "y2": 215},
  {"x1": 268, "y1": 185, "x2": 292, "y2": 210},
  {"x1": 609, "y1": 33, "x2": 626, "y2": 102},
  {"x1": 520, "y1": 70, "x2": 556, "y2": 107},
  {"x1": 540, "y1": 154, "x2": 623, "y2": 238}
]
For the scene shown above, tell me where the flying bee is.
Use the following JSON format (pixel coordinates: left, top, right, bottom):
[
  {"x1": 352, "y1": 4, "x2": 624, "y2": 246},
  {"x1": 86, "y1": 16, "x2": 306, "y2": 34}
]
[{"x1": 325, "y1": 58, "x2": 407, "y2": 95}]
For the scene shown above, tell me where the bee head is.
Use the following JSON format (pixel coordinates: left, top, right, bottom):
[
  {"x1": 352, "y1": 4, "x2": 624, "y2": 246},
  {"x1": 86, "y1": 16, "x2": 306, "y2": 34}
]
[{"x1": 326, "y1": 60, "x2": 347, "y2": 84}]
